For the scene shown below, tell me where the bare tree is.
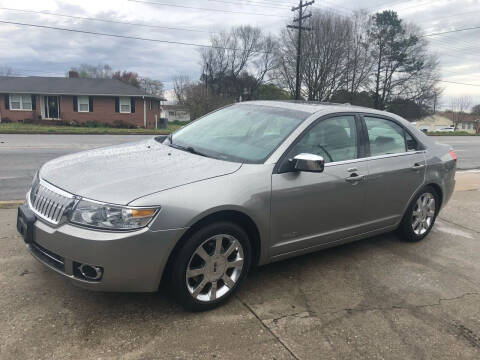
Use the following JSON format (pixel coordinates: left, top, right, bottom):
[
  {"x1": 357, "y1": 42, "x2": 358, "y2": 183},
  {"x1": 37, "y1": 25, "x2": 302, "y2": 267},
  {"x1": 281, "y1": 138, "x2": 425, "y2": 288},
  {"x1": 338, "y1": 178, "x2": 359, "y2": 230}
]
[
  {"x1": 449, "y1": 95, "x2": 472, "y2": 129},
  {"x1": 344, "y1": 11, "x2": 373, "y2": 101},
  {"x1": 200, "y1": 25, "x2": 278, "y2": 99},
  {"x1": 276, "y1": 11, "x2": 353, "y2": 101},
  {"x1": 274, "y1": 28, "x2": 298, "y2": 96},
  {"x1": 173, "y1": 75, "x2": 191, "y2": 105},
  {"x1": 139, "y1": 77, "x2": 164, "y2": 96},
  {"x1": 303, "y1": 11, "x2": 352, "y2": 101},
  {"x1": 68, "y1": 64, "x2": 113, "y2": 78}
]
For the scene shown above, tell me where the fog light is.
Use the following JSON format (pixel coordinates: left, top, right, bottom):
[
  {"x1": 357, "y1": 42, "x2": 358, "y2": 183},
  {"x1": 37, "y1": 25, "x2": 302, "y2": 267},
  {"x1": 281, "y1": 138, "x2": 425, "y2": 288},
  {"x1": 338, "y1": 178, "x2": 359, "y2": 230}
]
[{"x1": 75, "y1": 262, "x2": 103, "y2": 281}]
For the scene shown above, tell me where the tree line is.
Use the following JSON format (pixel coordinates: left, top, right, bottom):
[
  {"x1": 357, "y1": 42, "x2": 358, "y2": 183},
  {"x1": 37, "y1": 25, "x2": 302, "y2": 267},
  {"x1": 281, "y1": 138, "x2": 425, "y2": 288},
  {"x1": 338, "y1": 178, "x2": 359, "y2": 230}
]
[
  {"x1": 175, "y1": 9, "x2": 443, "y2": 121},
  {"x1": 67, "y1": 64, "x2": 164, "y2": 97}
]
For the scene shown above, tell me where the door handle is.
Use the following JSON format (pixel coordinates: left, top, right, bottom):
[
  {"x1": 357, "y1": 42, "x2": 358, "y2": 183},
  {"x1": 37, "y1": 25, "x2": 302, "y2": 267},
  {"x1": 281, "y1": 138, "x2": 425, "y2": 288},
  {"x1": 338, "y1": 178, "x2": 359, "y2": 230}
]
[
  {"x1": 345, "y1": 173, "x2": 364, "y2": 182},
  {"x1": 411, "y1": 163, "x2": 425, "y2": 170}
]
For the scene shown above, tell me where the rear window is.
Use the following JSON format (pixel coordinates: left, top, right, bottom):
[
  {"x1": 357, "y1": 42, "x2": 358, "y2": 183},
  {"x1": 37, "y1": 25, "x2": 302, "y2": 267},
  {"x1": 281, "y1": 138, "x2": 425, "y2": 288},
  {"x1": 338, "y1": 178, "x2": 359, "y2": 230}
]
[{"x1": 365, "y1": 117, "x2": 406, "y2": 156}]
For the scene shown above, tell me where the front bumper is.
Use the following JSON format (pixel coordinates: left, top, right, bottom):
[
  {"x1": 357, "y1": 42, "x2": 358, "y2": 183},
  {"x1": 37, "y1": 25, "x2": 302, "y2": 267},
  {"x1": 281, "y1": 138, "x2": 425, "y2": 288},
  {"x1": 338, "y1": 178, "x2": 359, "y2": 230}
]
[{"x1": 26, "y1": 216, "x2": 187, "y2": 292}]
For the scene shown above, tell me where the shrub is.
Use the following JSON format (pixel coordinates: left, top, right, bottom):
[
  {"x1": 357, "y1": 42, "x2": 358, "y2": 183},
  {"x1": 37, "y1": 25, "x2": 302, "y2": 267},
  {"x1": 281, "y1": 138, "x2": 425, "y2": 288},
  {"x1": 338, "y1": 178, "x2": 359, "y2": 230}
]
[
  {"x1": 112, "y1": 120, "x2": 137, "y2": 129},
  {"x1": 84, "y1": 120, "x2": 106, "y2": 128}
]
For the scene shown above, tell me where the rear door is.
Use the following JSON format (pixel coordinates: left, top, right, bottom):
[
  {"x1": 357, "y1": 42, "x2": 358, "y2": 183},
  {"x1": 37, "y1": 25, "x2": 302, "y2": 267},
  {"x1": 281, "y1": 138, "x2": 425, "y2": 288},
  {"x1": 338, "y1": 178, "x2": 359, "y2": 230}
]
[{"x1": 361, "y1": 115, "x2": 426, "y2": 230}]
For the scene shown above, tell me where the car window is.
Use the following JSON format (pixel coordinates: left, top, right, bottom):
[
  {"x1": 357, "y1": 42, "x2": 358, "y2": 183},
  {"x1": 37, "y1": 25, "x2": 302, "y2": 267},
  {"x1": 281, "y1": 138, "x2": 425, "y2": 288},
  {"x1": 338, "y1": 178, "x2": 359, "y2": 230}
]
[
  {"x1": 405, "y1": 131, "x2": 418, "y2": 152},
  {"x1": 365, "y1": 117, "x2": 406, "y2": 156},
  {"x1": 288, "y1": 116, "x2": 358, "y2": 163},
  {"x1": 171, "y1": 104, "x2": 308, "y2": 163}
]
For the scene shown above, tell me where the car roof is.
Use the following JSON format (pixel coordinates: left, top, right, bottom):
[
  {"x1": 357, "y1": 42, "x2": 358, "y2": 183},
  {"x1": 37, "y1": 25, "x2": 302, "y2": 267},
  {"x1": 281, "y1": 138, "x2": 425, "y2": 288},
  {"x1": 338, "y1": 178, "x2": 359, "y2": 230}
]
[{"x1": 240, "y1": 100, "x2": 397, "y2": 118}]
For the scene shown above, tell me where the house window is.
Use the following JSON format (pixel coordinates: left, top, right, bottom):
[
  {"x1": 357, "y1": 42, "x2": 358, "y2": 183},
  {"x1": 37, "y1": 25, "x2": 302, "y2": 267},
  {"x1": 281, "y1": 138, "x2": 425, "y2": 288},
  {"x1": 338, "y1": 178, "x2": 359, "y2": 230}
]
[
  {"x1": 462, "y1": 123, "x2": 466, "y2": 129},
  {"x1": 120, "y1": 97, "x2": 131, "y2": 113},
  {"x1": 10, "y1": 94, "x2": 32, "y2": 110},
  {"x1": 169, "y1": 111, "x2": 175, "y2": 116},
  {"x1": 78, "y1": 96, "x2": 89, "y2": 112}
]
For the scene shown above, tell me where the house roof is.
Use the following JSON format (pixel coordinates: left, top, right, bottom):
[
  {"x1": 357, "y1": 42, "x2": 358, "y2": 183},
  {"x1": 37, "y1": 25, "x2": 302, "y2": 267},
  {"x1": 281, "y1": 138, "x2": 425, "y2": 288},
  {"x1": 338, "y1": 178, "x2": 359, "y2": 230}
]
[
  {"x1": 162, "y1": 104, "x2": 190, "y2": 111},
  {"x1": 0, "y1": 76, "x2": 165, "y2": 99}
]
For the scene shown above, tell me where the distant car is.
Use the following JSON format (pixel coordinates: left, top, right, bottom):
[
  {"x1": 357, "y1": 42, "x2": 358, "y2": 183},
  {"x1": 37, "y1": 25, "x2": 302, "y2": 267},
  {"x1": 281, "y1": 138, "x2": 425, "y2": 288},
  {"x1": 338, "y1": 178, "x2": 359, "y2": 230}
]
[
  {"x1": 436, "y1": 126, "x2": 455, "y2": 132},
  {"x1": 17, "y1": 101, "x2": 457, "y2": 311}
]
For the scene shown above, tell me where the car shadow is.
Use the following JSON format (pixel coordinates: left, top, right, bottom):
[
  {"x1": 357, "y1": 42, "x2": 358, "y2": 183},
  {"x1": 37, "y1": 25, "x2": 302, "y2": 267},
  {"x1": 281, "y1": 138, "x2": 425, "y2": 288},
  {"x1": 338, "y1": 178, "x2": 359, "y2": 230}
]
[{"x1": 41, "y1": 231, "x2": 402, "y2": 319}]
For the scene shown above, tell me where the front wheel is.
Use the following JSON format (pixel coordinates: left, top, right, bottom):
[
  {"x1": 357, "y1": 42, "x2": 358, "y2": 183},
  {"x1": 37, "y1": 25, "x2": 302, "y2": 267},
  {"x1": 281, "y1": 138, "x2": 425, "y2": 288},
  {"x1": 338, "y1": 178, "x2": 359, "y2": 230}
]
[
  {"x1": 170, "y1": 221, "x2": 251, "y2": 311},
  {"x1": 399, "y1": 186, "x2": 439, "y2": 242}
]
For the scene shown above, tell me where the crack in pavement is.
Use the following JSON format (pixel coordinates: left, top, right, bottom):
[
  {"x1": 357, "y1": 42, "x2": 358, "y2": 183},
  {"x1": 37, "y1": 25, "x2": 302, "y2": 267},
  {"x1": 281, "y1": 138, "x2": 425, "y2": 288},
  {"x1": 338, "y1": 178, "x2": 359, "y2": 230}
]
[
  {"x1": 236, "y1": 296, "x2": 300, "y2": 360},
  {"x1": 438, "y1": 216, "x2": 480, "y2": 235},
  {"x1": 266, "y1": 292, "x2": 480, "y2": 324}
]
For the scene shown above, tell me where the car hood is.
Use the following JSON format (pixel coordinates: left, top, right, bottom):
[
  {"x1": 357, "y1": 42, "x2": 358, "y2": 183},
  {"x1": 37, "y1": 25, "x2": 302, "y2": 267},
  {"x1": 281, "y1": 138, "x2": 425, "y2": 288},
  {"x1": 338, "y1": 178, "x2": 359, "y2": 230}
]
[{"x1": 40, "y1": 138, "x2": 242, "y2": 205}]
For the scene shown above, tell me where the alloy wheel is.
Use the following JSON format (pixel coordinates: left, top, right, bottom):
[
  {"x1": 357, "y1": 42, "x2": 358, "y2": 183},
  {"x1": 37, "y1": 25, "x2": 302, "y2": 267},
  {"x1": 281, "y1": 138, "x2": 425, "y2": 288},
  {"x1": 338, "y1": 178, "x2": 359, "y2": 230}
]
[
  {"x1": 185, "y1": 234, "x2": 244, "y2": 302},
  {"x1": 411, "y1": 192, "x2": 436, "y2": 235}
]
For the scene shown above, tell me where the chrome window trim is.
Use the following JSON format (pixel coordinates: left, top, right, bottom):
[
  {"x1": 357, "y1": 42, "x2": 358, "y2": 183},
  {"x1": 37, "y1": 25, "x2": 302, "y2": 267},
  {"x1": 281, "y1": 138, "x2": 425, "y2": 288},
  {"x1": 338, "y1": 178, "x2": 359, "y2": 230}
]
[{"x1": 323, "y1": 150, "x2": 426, "y2": 168}]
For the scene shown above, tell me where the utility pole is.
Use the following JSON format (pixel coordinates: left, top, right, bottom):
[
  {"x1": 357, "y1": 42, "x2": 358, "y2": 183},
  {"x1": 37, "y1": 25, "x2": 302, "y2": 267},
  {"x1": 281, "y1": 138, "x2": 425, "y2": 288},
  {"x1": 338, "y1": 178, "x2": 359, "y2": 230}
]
[{"x1": 287, "y1": 0, "x2": 314, "y2": 100}]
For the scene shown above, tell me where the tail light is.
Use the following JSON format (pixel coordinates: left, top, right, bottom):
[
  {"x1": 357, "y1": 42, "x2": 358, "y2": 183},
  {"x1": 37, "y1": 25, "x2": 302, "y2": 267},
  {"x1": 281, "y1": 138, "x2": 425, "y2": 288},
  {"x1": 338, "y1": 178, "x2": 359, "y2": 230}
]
[{"x1": 449, "y1": 149, "x2": 457, "y2": 162}]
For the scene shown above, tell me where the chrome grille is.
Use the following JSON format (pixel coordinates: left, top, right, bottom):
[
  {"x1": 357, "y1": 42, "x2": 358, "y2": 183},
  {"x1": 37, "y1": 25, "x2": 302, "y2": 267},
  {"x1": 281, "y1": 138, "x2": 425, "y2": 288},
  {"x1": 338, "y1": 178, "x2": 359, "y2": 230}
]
[{"x1": 29, "y1": 180, "x2": 75, "y2": 225}]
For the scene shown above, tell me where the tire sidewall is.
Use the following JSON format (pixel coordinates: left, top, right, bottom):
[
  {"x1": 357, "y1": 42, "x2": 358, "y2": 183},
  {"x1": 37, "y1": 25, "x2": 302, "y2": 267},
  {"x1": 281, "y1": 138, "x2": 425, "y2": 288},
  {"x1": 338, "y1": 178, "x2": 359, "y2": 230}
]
[
  {"x1": 170, "y1": 221, "x2": 252, "y2": 311},
  {"x1": 401, "y1": 186, "x2": 439, "y2": 242}
]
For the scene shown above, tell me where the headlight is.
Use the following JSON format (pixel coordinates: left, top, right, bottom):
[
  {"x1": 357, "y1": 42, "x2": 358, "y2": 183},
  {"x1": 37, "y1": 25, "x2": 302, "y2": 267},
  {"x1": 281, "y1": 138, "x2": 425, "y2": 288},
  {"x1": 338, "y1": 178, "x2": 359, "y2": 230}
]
[{"x1": 69, "y1": 200, "x2": 159, "y2": 230}]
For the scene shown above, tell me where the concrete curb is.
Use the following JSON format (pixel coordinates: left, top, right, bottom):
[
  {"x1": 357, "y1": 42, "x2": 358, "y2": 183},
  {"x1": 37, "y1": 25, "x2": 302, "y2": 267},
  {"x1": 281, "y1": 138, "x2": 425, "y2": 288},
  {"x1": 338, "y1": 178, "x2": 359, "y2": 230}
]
[{"x1": 0, "y1": 200, "x2": 23, "y2": 209}]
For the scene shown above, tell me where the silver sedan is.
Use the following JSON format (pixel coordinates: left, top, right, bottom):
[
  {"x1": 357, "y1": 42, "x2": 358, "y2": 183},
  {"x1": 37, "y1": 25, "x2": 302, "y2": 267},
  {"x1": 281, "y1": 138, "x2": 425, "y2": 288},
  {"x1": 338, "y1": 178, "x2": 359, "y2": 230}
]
[{"x1": 17, "y1": 101, "x2": 456, "y2": 311}]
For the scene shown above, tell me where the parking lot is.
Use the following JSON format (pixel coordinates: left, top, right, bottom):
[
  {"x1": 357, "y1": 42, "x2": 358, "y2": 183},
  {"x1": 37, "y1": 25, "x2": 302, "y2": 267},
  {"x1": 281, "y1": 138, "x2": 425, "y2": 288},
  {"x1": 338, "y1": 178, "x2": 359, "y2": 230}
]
[
  {"x1": 0, "y1": 134, "x2": 479, "y2": 201},
  {"x1": 1, "y1": 173, "x2": 480, "y2": 359}
]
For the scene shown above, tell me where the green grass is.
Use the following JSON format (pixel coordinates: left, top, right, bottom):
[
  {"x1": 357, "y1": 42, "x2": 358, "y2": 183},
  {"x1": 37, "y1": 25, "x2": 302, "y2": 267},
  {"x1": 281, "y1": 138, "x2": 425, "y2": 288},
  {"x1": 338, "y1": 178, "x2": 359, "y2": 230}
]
[
  {"x1": 426, "y1": 131, "x2": 479, "y2": 136},
  {"x1": 0, "y1": 122, "x2": 183, "y2": 134}
]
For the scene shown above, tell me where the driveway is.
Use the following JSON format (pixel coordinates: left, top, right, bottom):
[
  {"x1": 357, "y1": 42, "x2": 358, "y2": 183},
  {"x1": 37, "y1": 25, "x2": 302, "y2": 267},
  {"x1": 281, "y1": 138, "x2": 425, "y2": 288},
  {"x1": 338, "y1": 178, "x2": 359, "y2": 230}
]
[{"x1": 1, "y1": 175, "x2": 479, "y2": 359}]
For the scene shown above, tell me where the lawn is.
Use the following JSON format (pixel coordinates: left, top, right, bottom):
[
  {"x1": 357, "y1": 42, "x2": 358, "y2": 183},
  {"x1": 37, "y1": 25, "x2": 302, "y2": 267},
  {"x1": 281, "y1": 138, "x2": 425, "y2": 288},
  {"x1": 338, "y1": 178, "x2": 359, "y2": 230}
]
[
  {"x1": 427, "y1": 131, "x2": 479, "y2": 136},
  {"x1": 0, "y1": 122, "x2": 183, "y2": 134}
]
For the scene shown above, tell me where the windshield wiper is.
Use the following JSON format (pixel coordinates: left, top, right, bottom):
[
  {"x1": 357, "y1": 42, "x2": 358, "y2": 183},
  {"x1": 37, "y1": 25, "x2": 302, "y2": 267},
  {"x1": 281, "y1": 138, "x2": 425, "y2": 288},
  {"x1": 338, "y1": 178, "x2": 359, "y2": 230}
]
[{"x1": 169, "y1": 143, "x2": 207, "y2": 157}]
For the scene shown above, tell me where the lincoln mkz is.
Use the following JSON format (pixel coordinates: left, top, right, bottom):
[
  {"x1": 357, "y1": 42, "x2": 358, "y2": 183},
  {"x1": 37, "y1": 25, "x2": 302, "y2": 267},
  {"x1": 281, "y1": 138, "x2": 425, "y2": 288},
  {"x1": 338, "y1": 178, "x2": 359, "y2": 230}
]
[{"x1": 17, "y1": 101, "x2": 457, "y2": 310}]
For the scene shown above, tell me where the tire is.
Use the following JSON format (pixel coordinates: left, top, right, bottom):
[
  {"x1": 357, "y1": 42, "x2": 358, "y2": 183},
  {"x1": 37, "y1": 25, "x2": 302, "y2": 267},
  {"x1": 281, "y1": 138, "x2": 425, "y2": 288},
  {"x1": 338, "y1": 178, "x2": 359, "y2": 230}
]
[
  {"x1": 170, "y1": 221, "x2": 252, "y2": 311},
  {"x1": 399, "y1": 186, "x2": 439, "y2": 242}
]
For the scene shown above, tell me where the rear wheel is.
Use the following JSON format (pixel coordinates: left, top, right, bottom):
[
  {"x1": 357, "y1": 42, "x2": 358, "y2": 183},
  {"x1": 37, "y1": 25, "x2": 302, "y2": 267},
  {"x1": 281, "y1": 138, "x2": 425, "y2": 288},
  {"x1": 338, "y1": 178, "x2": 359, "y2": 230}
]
[
  {"x1": 399, "y1": 186, "x2": 439, "y2": 242},
  {"x1": 170, "y1": 222, "x2": 251, "y2": 311}
]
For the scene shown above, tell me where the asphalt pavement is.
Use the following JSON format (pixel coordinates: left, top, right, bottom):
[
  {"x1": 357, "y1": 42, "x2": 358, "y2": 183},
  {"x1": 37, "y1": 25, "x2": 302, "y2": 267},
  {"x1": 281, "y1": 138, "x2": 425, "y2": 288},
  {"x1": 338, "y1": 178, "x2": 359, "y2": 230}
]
[
  {"x1": 0, "y1": 134, "x2": 478, "y2": 201},
  {"x1": 0, "y1": 134, "x2": 163, "y2": 201},
  {"x1": 432, "y1": 136, "x2": 480, "y2": 170},
  {"x1": 1, "y1": 175, "x2": 479, "y2": 359}
]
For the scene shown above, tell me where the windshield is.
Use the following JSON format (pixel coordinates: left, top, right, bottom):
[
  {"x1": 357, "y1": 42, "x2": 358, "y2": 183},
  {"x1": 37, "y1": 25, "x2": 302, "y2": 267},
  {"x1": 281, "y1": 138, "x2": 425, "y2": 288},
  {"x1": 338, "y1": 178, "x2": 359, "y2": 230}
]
[{"x1": 168, "y1": 104, "x2": 309, "y2": 163}]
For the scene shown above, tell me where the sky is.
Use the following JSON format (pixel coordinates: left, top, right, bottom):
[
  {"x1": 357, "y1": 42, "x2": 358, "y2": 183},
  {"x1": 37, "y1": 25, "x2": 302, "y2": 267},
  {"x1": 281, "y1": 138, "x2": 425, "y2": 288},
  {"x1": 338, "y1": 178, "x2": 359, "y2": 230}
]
[{"x1": 0, "y1": 0, "x2": 479, "y2": 107}]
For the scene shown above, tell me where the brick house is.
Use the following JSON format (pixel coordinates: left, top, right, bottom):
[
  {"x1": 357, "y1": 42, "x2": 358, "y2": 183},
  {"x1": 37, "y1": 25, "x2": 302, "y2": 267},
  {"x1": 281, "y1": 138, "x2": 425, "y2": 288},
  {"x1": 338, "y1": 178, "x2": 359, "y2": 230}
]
[{"x1": 0, "y1": 76, "x2": 165, "y2": 128}]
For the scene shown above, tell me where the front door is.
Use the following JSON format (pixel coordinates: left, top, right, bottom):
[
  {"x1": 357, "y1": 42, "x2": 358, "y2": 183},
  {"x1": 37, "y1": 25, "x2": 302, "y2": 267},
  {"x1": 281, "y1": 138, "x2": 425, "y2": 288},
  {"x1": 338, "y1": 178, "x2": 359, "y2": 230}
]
[
  {"x1": 45, "y1": 96, "x2": 59, "y2": 119},
  {"x1": 361, "y1": 116, "x2": 426, "y2": 230},
  {"x1": 270, "y1": 115, "x2": 368, "y2": 257}
]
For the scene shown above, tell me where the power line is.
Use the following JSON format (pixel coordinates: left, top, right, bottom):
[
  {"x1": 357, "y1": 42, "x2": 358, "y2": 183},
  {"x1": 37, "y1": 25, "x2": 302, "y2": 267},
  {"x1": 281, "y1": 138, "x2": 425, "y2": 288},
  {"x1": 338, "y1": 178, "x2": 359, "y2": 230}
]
[
  {"x1": 205, "y1": 0, "x2": 291, "y2": 9},
  {"x1": 128, "y1": 0, "x2": 289, "y2": 18},
  {"x1": 0, "y1": 7, "x2": 214, "y2": 34},
  {"x1": 0, "y1": 19, "x2": 271, "y2": 53},
  {"x1": 423, "y1": 25, "x2": 480, "y2": 37},
  {"x1": 439, "y1": 80, "x2": 480, "y2": 87}
]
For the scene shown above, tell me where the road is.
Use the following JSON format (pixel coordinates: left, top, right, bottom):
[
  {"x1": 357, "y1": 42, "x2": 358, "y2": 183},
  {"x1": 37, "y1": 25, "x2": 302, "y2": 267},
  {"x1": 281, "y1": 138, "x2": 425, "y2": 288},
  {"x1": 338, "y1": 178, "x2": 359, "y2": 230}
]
[
  {"x1": 1, "y1": 175, "x2": 480, "y2": 359},
  {"x1": 0, "y1": 134, "x2": 163, "y2": 201},
  {"x1": 432, "y1": 136, "x2": 480, "y2": 170},
  {"x1": 0, "y1": 134, "x2": 479, "y2": 201}
]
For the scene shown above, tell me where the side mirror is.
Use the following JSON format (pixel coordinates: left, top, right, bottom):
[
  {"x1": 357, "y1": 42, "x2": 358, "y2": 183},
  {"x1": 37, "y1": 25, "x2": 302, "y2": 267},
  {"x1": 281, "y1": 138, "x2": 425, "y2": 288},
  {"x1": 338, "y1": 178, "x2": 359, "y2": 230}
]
[{"x1": 291, "y1": 153, "x2": 325, "y2": 173}]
